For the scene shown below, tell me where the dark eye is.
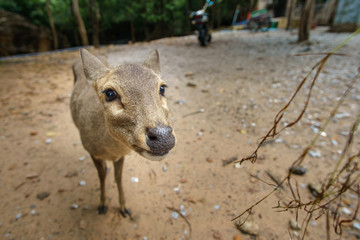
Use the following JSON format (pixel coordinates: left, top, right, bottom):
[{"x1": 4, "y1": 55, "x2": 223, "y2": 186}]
[
  {"x1": 160, "y1": 85, "x2": 167, "y2": 96},
  {"x1": 103, "y1": 89, "x2": 117, "y2": 102}
]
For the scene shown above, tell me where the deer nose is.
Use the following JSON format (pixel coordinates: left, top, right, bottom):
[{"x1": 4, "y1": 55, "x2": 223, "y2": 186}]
[{"x1": 146, "y1": 125, "x2": 175, "y2": 155}]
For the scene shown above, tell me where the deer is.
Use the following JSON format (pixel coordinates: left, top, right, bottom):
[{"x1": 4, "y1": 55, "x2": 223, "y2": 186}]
[{"x1": 70, "y1": 49, "x2": 176, "y2": 218}]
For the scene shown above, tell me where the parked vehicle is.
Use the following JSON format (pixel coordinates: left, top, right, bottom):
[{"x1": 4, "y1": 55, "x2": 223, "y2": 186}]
[
  {"x1": 189, "y1": 0, "x2": 213, "y2": 46},
  {"x1": 247, "y1": 9, "x2": 271, "y2": 32}
]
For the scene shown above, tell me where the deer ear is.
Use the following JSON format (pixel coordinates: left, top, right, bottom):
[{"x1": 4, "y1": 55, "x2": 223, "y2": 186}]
[
  {"x1": 80, "y1": 49, "x2": 109, "y2": 82},
  {"x1": 143, "y1": 49, "x2": 160, "y2": 75}
]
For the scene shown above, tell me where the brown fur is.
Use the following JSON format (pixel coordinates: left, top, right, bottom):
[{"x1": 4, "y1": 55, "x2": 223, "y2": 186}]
[{"x1": 70, "y1": 49, "x2": 175, "y2": 215}]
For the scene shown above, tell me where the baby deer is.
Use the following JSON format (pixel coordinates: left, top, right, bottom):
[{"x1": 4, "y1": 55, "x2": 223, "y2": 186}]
[{"x1": 70, "y1": 49, "x2": 176, "y2": 217}]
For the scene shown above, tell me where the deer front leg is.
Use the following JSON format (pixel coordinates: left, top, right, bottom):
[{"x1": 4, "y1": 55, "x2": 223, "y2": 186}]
[
  {"x1": 113, "y1": 157, "x2": 132, "y2": 218},
  {"x1": 91, "y1": 155, "x2": 108, "y2": 214}
]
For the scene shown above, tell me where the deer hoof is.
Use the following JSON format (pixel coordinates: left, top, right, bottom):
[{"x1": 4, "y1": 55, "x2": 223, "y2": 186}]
[
  {"x1": 98, "y1": 205, "x2": 108, "y2": 214},
  {"x1": 120, "y1": 208, "x2": 132, "y2": 219}
]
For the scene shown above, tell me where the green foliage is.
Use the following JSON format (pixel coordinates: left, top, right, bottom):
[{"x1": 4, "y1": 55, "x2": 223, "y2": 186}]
[
  {"x1": 0, "y1": 0, "x2": 48, "y2": 26},
  {"x1": 0, "y1": 0, "x2": 252, "y2": 45}
]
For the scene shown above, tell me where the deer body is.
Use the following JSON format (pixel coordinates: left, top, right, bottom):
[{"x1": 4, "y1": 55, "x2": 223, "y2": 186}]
[{"x1": 70, "y1": 49, "x2": 175, "y2": 216}]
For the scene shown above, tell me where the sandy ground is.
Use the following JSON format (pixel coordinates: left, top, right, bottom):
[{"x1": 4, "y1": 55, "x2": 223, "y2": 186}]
[{"x1": 0, "y1": 28, "x2": 359, "y2": 240}]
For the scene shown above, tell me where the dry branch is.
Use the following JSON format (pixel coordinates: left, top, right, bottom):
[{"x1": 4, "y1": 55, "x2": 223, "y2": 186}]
[{"x1": 233, "y1": 28, "x2": 360, "y2": 239}]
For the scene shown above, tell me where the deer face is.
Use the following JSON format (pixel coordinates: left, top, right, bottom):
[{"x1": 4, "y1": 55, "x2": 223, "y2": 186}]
[{"x1": 81, "y1": 49, "x2": 176, "y2": 161}]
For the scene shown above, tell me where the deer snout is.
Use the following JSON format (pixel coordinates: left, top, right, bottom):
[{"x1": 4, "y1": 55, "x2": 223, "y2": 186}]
[{"x1": 146, "y1": 125, "x2": 175, "y2": 156}]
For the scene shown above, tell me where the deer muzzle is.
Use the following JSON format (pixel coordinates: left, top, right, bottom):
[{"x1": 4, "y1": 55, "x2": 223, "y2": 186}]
[{"x1": 145, "y1": 125, "x2": 175, "y2": 156}]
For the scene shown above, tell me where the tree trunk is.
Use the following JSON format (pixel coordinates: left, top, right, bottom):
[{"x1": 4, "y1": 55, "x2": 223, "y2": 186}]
[
  {"x1": 298, "y1": 0, "x2": 315, "y2": 42},
  {"x1": 89, "y1": 0, "x2": 100, "y2": 48},
  {"x1": 128, "y1": 13, "x2": 136, "y2": 43},
  {"x1": 210, "y1": 0, "x2": 216, "y2": 29},
  {"x1": 329, "y1": 0, "x2": 339, "y2": 26},
  {"x1": 319, "y1": 0, "x2": 337, "y2": 25},
  {"x1": 72, "y1": 0, "x2": 89, "y2": 46},
  {"x1": 216, "y1": 2, "x2": 222, "y2": 28},
  {"x1": 286, "y1": 0, "x2": 295, "y2": 30},
  {"x1": 46, "y1": 0, "x2": 58, "y2": 49},
  {"x1": 144, "y1": 23, "x2": 150, "y2": 41},
  {"x1": 250, "y1": 0, "x2": 255, "y2": 11},
  {"x1": 185, "y1": 0, "x2": 191, "y2": 34}
]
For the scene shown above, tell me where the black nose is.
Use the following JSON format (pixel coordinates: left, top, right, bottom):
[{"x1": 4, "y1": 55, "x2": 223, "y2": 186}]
[{"x1": 146, "y1": 125, "x2": 175, "y2": 155}]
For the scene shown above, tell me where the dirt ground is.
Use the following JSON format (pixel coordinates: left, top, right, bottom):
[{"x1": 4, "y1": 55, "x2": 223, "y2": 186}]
[{"x1": 0, "y1": 28, "x2": 359, "y2": 240}]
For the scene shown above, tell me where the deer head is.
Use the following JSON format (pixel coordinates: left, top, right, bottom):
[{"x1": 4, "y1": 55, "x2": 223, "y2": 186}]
[{"x1": 80, "y1": 49, "x2": 176, "y2": 161}]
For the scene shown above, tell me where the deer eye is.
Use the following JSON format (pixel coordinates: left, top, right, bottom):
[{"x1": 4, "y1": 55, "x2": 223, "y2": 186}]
[
  {"x1": 103, "y1": 89, "x2": 117, "y2": 102},
  {"x1": 160, "y1": 84, "x2": 167, "y2": 96}
]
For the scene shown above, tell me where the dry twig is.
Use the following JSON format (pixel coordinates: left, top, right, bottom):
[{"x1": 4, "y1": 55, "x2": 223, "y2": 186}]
[{"x1": 233, "y1": 28, "x2": 360, "y2": 239}]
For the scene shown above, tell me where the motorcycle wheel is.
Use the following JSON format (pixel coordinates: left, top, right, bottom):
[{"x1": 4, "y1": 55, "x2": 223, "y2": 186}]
[
  {"x1": 207, "y1": 34, "x2": 212, "y2": 43},
  {"x1": 199, "y1": 29, "x2": 207, "y2": 46}
]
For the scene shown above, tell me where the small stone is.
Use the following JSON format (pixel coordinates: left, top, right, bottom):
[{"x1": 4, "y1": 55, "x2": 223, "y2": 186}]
[
  {"x1": 179, "y1": 205, "x2": 187, "y2": 216},
  {"x1": 172, "y1": 211, "x2": 179, "y2": 219},
  {"x1": 131, "y1": 177, "x2": 139, "y2": 183},
  {"x1": 289, "y1": 219, "x2": 301, "y2": 230},
  {"x1": 236, "y1": 220, "x2": 259, "y2": 236},
  {"x1": 331, "y1": 139, "x2": 338, "y2": 146},
  {"x1": 46, "y1": 132, "x2": 61, "y2": 137},
  {"x1": 289, "y1": 166, "x2": 307, "y2": 175},
  {"x1": 37, "y1": 192, "x2": 50, "y2": 200},
  {"x1": 30, "y1": 210, "x2": 36, "y2": 215},
  {"x1": 234, "y1": 162, "x2": 242, "y2": 169},
  {"x1": 341, "y1": 207, "x2": 352, "y2": 215},
  {"x1": 185, "y1": 72, "x2": 194, "y2": 77},
  {"x1": 79, "y1": 156, "x2": 86, "y2": 161},
  {"x1": 180, "y1": 178, "x2": 188, "y2": 183},
  {"x1": 16, "y1": 213, "x2": 22, "y2": 220},
  {"x1": 176, "y1": 99, "x2": 186, "y2": 105},
  {"x1": 79, "y1": 180, "x2": 86, "y2": 186},
  {"x1": 162, "y1": 165, "x2": 168, "y2": 172},
  {"x1": 214, "y1": 205, "x2": 220, "y2": 210},
  {"x1": 343, "y1": 198, "x2": 351, "y2": 206},
  {"x1": 213, "y1": 230, "x2": 221, "y2": 239},
  {"x1": 65, "y1": 170, "x2": 78, "y2": 178},
  {"x1": 30, "y1": 131, "x2": 38, "y2": 136},
  {"x1": 335, "y1": 112, "x2": 351, "y2": 119},
  {"x1": 353, "y1": 222, "x2": 360, "y2": 230},
  {"x1": 70, "y1": 204, "x2": 79, "y2": 209},
  {"x1": 310, "y1": 221, "x2": 317, "y2": 226},
  {"x1": 186, "y1": 82, "x2": 197, "y2": 87},
  {"x1": 8, "y1": 164, "x2": 17, "y2": 170},
  {"x1": 79, "y1": 220, "x2": 87, "y2": 229},
  {"x1": 308, "y1": 150, "x2": 321, "y2": 158},
  {"x1": 45, "y1": 138, "x2": 52, "y2": 144},
  {"x1": 184, "y1": 197, "x2": 196, "y2": 204},
  {"x1": 206, "y1": 158, "x2": 214, "y2": 163},
  {"x1": 308, "y1": 183, "x2": 322, "y2": 197},
  {"x1": 26, "y1": 173, "x2": 39, "y2": 179}
]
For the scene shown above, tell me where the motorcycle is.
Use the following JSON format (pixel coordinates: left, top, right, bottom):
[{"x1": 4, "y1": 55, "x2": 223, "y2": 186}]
[{"x1": 189, "y1": 0, "x2": 213, "y2": 46}]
